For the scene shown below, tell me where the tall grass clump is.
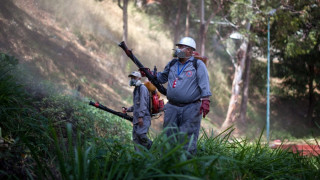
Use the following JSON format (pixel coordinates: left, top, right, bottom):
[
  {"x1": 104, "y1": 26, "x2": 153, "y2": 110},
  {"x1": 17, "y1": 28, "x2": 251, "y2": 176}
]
[
  {"x1": 0, "y1": 53, "x2": 51, "y2": 179},
  {"x1": 0, "y1": 53, "x2": 131, "y2": 179},
  {"x1": 49, "y1": 127, "x2": 206, "y2": 179},
  {"x1": 197, "y1": 128, "x2": 320, "y2": 179},
  {"x1": 48, "y1": 126, "x2": 320, "y2": 179}
]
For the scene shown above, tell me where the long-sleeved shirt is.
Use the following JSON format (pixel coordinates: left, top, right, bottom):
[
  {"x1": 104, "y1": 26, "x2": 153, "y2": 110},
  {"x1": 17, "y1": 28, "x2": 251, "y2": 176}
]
[
  {"x1": 127, "y1": 84, "x2": 150, "y2": 124},
  {"x1": 156, "y1": 56, "x2": 212, "y2": 104}
]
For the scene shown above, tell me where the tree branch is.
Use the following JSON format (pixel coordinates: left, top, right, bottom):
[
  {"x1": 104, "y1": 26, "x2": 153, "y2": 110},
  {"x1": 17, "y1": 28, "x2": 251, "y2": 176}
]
[{"x1": 118, "y1": 0, "x2": 123, "y2": 9}]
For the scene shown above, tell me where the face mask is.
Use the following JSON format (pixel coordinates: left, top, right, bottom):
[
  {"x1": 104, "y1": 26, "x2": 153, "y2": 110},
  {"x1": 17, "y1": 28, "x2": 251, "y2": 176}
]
[
  {"x1": 135, "y1": 80, "x2": 142, "y2": 86},
  {"x1": 129, "y1": 79, "x2": 142, "y2": 86},
  {"x1": 173, "y1": 48, "x2": 189, "y2": 58}
]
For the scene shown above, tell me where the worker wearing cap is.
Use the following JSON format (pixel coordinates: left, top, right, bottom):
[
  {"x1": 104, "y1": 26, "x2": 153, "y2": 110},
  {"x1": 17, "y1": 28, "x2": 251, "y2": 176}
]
[
  {"x1": 154, "y1": 37, "x2": 211, "y2": 155},
  {"x1": 122, "y1": 71, "x2": 152, "y2": 151}
]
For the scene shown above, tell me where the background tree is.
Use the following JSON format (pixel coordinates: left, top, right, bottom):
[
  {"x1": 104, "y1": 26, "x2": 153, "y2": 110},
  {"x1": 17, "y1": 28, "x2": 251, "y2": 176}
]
[
  {"x1": 271, "y1": 0, "x2": 320, "y2": 123},
  {"x1": 173, "y1": 0, "x2": 182, "y2": 49},
  {"x1": 220, "y1": 0, "x2": 255, "y2": 131},
  {"x1": 137, "y1": 0, "x2": 225, "y2": 52},
  {"x1": 118, "y1": 0, "x2": 129, "y2": 69},
  {"x1": 185, "y1": 0, "x2": 191, "y2": 36},
  {"x1": 141, "y1": 0, "x2": 189, "y2": 47},
  {"x1": 198, "y1": 0, "x2": 225, "y2": 56}
]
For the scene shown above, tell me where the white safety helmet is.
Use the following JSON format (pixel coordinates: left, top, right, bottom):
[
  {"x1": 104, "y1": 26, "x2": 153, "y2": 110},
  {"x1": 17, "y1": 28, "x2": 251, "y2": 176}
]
[
  {"x1": 128, "y1": 71, "x2": 141, "y2": 78},
  {"x1": 176, "y1": 37, "x2": 196, "y2": 50}
]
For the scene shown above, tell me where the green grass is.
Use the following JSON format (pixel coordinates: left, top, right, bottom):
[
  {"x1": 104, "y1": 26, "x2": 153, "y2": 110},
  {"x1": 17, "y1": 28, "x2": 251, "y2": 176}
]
[
  {"x1": 1, "y1": 53, "x2": 320, "y2": 179},
  {"x1": 38, "y1": 126, "x2": 320, "y2": 179}
]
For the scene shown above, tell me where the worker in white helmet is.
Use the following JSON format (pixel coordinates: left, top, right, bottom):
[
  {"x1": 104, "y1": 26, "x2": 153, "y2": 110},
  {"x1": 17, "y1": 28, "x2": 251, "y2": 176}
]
[{"x1": 141, "y1": 37, "x2": 211, "y2": 155}]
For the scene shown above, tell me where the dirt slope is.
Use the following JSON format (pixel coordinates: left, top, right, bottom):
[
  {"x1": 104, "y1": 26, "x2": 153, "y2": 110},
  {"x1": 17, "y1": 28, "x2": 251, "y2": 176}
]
[
  {"x1": 0, "y1": 0, "x2": 178, "y2": 133},
  {"x1": 0, "y1": 0, "x2": 132, "y2": 108}
]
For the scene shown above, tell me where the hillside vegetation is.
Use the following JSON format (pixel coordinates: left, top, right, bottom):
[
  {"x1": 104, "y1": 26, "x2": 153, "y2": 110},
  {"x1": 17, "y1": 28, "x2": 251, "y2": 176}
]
[
  {"x1": 1, "y1": 52, "x2": 319, "y2": 180},
  {"x1": 0, "y1": 0, "x2": 172, "y2": 108}
]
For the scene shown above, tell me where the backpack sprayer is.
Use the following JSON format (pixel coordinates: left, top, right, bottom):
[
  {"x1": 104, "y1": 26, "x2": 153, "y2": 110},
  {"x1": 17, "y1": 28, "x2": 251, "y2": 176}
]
[
  {"x1": 119, "y1": 41, "x2": 165, "y2": 116},
  {"x1": 89, "y1": 81, "x2": 164, "y2": 120},
  {"x1": 89, "y1": 41, "x2": 165, "y2": 120}
]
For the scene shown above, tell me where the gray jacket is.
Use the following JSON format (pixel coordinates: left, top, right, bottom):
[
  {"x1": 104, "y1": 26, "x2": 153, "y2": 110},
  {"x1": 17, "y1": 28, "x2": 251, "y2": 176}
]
[
  {"x1": 127, "y1": 84, "x2": 150, "y2": 124},
  {"x1": 156, "y1": 56, "x2": 212, "y2": 103}
]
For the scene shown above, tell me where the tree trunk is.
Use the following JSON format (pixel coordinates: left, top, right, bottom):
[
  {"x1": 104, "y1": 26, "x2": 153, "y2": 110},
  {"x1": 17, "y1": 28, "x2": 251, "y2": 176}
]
[
  {"x1": 221, "y1": 39, "x2": 249, "y2": 132},
  {"x1": 173, "y1": 0, "x2": 182, "y2": 49},
  {"x1": 123, "y1": 0, "x2": 128, "y2": 43},
  {"x1": 307, "y1": 62, "x2": 315, "y2": 124},
  {"x1": 239, "y1": 0, "x2": 255, "y2": 127},
  {"x1": 118, "y1": 0, "x2": 129, "y2": 70},
  {"x1": 185, "y1": 0, "x2": 191, "y2": 37},
  {"x1": 239, "y1": 44, "x2": 252, "y2": 124},
  {"x1": 199, "y1": 24, "x2": 206, "y2": 56},
  {"x1": 199, "y1": 0, "x2": 217, "y2": 56},
  {"x1": 221, "y1": 11, "x2": 251, "y2": 132},
  {"x1": 199, "y1": 0, "x2": 205, "y2": 55}
]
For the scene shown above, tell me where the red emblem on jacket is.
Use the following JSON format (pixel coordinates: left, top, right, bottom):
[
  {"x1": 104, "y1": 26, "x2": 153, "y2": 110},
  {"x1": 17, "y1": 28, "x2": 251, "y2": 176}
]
[
  {"x1": 186, "y1": 71, "x2": 193, "y2": 77},
  {"x1": 172, "y1": 78, "x2": 178, "y2": 88}
]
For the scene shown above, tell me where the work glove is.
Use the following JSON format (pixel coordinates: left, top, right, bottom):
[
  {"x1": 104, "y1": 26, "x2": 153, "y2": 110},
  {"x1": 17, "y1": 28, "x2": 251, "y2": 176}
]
[
  {"x1": 122, "y1": 107, "x2": 127, "y2": 114},
  {"x1": 199, "y1": 99, "x2": 210, "y2": 118},
  {"x1": 138, "y1": 117, "x2": 144, "y2": 127},
  {"x1": 139, "y1": 67, "x2": 153, "y2": 77}
]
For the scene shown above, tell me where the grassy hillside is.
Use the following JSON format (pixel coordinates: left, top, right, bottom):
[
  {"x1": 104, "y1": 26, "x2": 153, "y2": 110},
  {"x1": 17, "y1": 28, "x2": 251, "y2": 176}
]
[
  {"x1": 0, "y1": 0, "x2": 172, "y2": 107},
  {"x1": 0, "y1": 0, "x2": 174, "y2": 133}
]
